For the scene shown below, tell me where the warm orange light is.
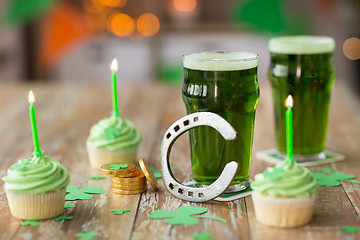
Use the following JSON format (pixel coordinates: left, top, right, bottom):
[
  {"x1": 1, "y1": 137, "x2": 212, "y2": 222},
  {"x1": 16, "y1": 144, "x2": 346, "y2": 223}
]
[
  {"x1": 111, "y1": 58, "x2": 118, "y2": 71},
  {"x1": 109, "y1": 13, "x2": 135, "y2": 37},
  {"x1": 29, "y1": 90, "x2": 35, "y2": 104},
  {"x1": 173, "y1": 0, "x2": 197, "y2": 12},
  {"x1": 98, "y1": 0, "x2": 127, "y2": 7},
  {"x1": 343, "y1": 37, "x2": 360, "y2": 60},
  {"x1": 137, "y1": 13, "x2": 160, "y2": 37},
  {"x1": 285, "y1": 95, "x2": 293, "y2": 108}
]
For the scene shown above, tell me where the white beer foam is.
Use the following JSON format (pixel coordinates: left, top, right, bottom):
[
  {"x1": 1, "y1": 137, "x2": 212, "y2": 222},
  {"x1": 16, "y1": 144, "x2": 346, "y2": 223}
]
[
  {"x1": 183, "y1": 51, "x2": 258, "y2": 71},
  {"x1": 269, "y1": 36, "x2": 335, "y2": 54}
]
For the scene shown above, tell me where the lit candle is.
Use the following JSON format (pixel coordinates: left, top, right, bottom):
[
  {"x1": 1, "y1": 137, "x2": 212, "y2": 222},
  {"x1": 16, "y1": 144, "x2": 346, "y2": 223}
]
[
  {"x1": 28, "y1": 90, "x2": 42, "y2": 157},
  {"x1": 111, "y1": 58, "x2": 119, "y2": 117},
  {"x1": 285, "y1": 95, "x2": 294, "y2": 163}
]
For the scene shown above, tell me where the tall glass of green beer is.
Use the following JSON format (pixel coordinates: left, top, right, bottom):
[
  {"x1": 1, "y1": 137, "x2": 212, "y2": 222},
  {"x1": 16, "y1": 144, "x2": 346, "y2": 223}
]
[
  {"x1": 268, "y1": 36, "x2": 335, "y2": 161},
  {"x1": 182, "y1": 51, "x2": 259, "y2": 192}
]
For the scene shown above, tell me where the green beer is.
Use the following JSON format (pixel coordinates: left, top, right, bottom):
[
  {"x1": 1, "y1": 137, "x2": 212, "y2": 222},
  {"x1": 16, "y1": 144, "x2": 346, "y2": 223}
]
[
  {"x1": 268, "y1": 36, "x2": 335, "y2": 160},
  {"x1": 182, "y1": 51, "x2": 259, "y2": 192}
]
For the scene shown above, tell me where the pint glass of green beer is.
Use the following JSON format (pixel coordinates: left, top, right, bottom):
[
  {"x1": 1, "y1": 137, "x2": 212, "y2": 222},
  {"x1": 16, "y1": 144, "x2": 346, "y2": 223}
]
[
  {"x1": 268, "y1": 36, "x2": 335, "y2": 161},
  {"x1": 182, "y1": 51, "x2": 259, "y2": 192}
]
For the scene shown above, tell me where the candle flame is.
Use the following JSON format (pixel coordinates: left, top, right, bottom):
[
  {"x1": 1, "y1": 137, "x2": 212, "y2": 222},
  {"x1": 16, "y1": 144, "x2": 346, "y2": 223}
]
[
  {"x1": 28, "y1": 90, "x2": 35, "y2": 104},
  {"x1": 285, "y1": 95, "x2": 293, "y2": 108},
  {"x1": 111, "y1": 58, "x2": 118, "y2": 71}
]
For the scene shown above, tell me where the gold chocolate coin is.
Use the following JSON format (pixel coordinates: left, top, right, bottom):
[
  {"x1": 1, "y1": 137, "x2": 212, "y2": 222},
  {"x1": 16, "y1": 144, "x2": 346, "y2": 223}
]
[
  {"x1": 100, "y1": 163, "x2": 137, "y2": 177},
  {"x1": 139, "y1": 158, "x2": 159, "y2": 190},
  {"x1": 112, "y1": 188, "x2": 147, "y2": 195}
]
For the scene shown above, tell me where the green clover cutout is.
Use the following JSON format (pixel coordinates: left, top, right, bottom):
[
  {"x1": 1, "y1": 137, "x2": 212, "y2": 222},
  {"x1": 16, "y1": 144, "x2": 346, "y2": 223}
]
[
  {"x1": 54, "y1": 215, "x2": 74, "y2": 224},
  {"x1": 104, "y1": 127, "x2": 121, "y2": 140},
  {"x1": 65, "y1": 186, "x2": 106, "y2": 201},
  {"x1": 340, "y1": 226, "x2": 360, "y2": 234},
  {"x1": 110, "y1": 209, "x2": 131, "y2": 215},
  {"x1": 151, "y1": 166, "x2": 178, "y2": 179},
  {"x1": 263, "y1": 167, "x2": 284, "y2": 181},
  {"x1": 192, "y1": 233, "x2": 213, "y2": 240},
  {"x1": 89, "y1": 175, "x2": 106, "y2": 180},
  {"x1": 11, "y1": 159, "x2": 31, "y2": 170},
  {"x1": 312, "y1": 172, "x2": 356, "y2": 187},
  {"x1": 64, "y1": 203, "x2": 76, "y2": 210},
  {"x1": 344, "y1": 180, "x2": 360, "y2": 184},
  {"x1": 318, "y1": 168, "x2": 333, "y2": 174},
  {"x1": 149, "y1": 206, "x2": 226, "y2": 226},
  {"x1": 21, "y1": 220, "x2": 42, "y2": 226},
  {"x1": 76, "y1": 229, "x2": 98, "y2": 239},
  {"x1": 110, "y1": 163, "x2": 128, "y2": 170}
]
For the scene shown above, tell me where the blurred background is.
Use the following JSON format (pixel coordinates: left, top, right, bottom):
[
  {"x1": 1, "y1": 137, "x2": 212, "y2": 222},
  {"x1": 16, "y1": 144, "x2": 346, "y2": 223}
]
[{"x1": 0, "y1": 0, "x2": 359, "y2": 90}]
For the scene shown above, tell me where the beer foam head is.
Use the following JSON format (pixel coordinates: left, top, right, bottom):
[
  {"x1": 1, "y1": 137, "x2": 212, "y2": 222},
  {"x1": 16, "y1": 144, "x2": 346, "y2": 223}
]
[
  {"x1": 183, "y1": 51, "x2": 258, "y2": 71},
  {"x1": 269, "y1": 36, "x2": 335, "y2": 54}
]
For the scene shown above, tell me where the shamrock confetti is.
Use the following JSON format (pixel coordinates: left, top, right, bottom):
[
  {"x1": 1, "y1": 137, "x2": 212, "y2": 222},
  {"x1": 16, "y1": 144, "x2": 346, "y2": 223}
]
[
  {"x1": 89, "y1": 175, "x2": 106, "y2": 180},
  {"x1": 149, "y1": 206, "x2": 226, "y2": 226},
  {"x1": 263, "y1": 167, "x2": 284, "y2": 181},
  {"x1": 76, "y1": 229, "x2": 98, "y2": 239},
  {"x1": 344, "y1": 180, "x2": 360, "y2": 184},
  {"x1": 104, "y1": 127, "x2": 121, "y2": 140},
  {"x1": 192, "y1": 233, "x2": 213, "y2": 240},
  {"x1": 318, "y1": 168, "x2": 333, "y2": 174},
  {"x1": 110, "y1": 209, "x2": 131, "y2": 215},
  {"x1": 65, "y1": 186, "x2": 106, "y2": 201},
  {"x1": 54, "y1": 215, "x2": 74, "y2": 224},
  {"x1": 11, "y1": 159, "x2": 31, "y2": 170},
  {"x1": 110, "y1": 163, "x2": 128, "y2": 170},
  {"x1": 340, "y1": 226, "x2": 360, "y2": 234},
  {"x1": 21, "y1": 220, "x2": 41, "y2": 226},
  {"x1": 64, "y1": 204, "x2": 76, "y2": 210},
  {"x1": 151, "y1": 166, "x2": 178, "y2": 179},
  {"x1": 312, "y1": 172, "x2": 356, "y2": 187}
]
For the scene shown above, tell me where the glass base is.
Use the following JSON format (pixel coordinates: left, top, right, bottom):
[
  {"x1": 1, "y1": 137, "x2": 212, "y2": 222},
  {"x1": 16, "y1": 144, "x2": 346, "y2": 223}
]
[
  {"x1": 192, "y1": 179, "x2": 249, "y2": 193},
  {"x1": 278, "y1": 151, "x2": 326, "y2": 162}
]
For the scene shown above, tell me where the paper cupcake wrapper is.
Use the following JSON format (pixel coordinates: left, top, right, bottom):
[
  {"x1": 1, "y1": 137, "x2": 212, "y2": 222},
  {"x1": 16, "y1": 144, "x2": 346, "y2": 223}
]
[
  {"x1": 5, "y1": 187, "x2": 66, "y2": 220},
  {"x1": 86, "y1": 141, "x2": 138, "y2": 168},
  {"x1": 252, "y1": 191, "x2": 316, "y2": 227}
]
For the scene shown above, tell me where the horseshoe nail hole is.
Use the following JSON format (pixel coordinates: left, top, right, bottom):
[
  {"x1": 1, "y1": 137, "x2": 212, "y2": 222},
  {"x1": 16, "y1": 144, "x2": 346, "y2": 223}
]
[
  {"x1": 166, "y1": 133, "x2": 171, "y2": 139},
  {"x1": 174, "y1": 125, "x2": 180, "y2": 132},
  {"x1": 194, "y1": 117, "x2": 199, "y2": 122},
  {"x1": 169, "y1": 183, "x2": 174, "y2": 190},
  {"x1": 188, "y1": 191, "x2": 193, "y2": 197},
  {"x1": 183, "y1": 120, "x2": 189, "y2": 126},
  {"x1": 178, "y1": 188, "x2": 184, "y2": 194},
  {"x1": 198, "y1": 192, "x2": 204, "y2": 198}
]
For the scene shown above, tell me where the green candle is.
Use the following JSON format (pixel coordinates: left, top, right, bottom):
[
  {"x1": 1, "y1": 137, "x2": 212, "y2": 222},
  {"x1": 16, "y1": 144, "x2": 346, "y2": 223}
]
[
  {"x1": 285, "y1": 95, "x2": 294, "y2": 163},
  {"x1": 111, "y1": 58, "x2": 119, "y2": 117},
  {"x1": 28, "y1": 90, "x2": 42, "y2": 157}
]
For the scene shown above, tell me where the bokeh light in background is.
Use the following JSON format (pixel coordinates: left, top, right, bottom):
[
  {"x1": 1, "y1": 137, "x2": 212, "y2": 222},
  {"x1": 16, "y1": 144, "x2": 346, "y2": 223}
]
[
  {"x1": 343, "y1": 37, "x2": 360, "y2": 60},
  {"x1": 108, "y1": 13, "x2": 135, "y2": 37},
  {"x1": 173, "y1": 0, "x2": 197, "y2": 12},
  {"x1": 137, "y1": 13, "x2": 160, "y2": 37},
  {"x1": 98, "y1": 0, "x2": 128, "y2": 8}
]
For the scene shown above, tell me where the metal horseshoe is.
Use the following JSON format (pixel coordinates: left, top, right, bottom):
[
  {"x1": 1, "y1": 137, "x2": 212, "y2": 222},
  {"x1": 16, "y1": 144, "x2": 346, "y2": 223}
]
[{"x1": 160, "y1": 112, "x2": 239, "y2": 202}]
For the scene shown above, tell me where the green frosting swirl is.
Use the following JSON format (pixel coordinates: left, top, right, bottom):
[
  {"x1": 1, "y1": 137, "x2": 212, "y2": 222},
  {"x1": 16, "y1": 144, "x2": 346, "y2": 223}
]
[
  {"x1": 250, "y1": 161, "x2": 318, "y2": 198},
  {"x1": 2, "y1": 155, "x2": 70, "y2": 194},
  {"x1": 87, "y1": 115, "x2": 141, "y2": 151}
]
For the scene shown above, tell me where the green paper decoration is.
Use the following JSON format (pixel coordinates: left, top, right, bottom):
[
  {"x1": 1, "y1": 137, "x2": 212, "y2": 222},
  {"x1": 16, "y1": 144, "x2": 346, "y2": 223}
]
[
  {"x1": 318, "y1": 168, "x2": 333, "y2": 174},
  {"x1": 104, "y1": 127, "x2": 121, "y2": 140},
  {"x1": 21, "y1": 220, "x2": 41, "y2": 226},
  {"x1": 340, "y1": 226, "x2": 360, "y2": 234},
  {"x1": 110, "y1": 209, "x2": 131, "y2": 215},
  {"x1": 263, "y1": 167, "x2": 284, "y2": 181},
  {"x1": 89, "y1": 175, "x2": 106, "y2": 180},
  {"x1": 192, "y1": 233, "x2": 213, "y2": 240},
  {"x1": 344, "y1": 180, "x2": 360, "y2": 184},
  {"x1": 312, "y1": 172, "x2": 356, "y2": 187},
  {"x1": 54, "y1": 215, "x2": 74, "y2": 224},
  {"x1": 64, "y1": 203, "x2": 76, "y2": 210},
  {"x1": 110, "y1": 163, "x2": 128, "y2": 170},
  {"x1": 65, "y1": 186, "x2": 106, "y2": 201},
  {"x1": 151, "y1": 166, "x2": 178, "y2": 179},
  {"x1": 149, "y1": 206, "x2": 226, "y2": 226},
  {"x1": 76, "y1": 229, "x2": 98, "y2": 239}
]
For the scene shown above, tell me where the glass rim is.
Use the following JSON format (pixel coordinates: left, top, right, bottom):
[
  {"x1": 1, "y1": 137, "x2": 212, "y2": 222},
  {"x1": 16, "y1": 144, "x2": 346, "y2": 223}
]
[{"x1": 182, "y1": 50, "x2": 259, "y2": 63}]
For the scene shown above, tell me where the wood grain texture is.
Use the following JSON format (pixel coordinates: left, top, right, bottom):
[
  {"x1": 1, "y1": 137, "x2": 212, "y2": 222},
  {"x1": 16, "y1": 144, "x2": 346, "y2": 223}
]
[{"x1": 0, "y1": 82, "x2": 359, "y2": 240}]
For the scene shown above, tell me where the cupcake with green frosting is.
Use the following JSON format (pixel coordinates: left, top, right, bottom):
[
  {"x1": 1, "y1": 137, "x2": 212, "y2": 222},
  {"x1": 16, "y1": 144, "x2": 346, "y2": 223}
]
[
  {"x1": 251, "y1": 160, "x2": 319, "y2": 227},
  {"x1": 86, "y1": 115, "x2": 142, "y2": 168},
  {"x1": 2, "y1": 155, "x2": 70, "y2": 220}
]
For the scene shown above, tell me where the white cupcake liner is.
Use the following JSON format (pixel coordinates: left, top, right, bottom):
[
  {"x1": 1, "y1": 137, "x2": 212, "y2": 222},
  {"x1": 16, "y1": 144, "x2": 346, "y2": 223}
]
[
  {"x1": 5, "y1": 187, "x2": 66, "y2": 220},
  {"x1": 252, "y1": 191, "x2": 316, "y2": 227},
  {"x1": 86, "y1": 141, "x2": 138, "y2": 168}
]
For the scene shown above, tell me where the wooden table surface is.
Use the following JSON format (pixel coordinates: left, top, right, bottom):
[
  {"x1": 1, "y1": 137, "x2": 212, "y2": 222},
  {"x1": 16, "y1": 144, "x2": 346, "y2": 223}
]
[{"x1": 0, "y1": 81, "x2": 359, "y2": 240}]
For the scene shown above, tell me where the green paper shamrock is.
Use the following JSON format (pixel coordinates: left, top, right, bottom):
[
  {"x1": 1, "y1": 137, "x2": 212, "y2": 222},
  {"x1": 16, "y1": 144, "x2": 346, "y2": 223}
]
[
  {"x1": 263, "y1": 167, "x2": 284, "y2": 181},
  {"x1": 151, "y1": 166, "x2": 178, "y2": 179},
  {"x1": 65, "y1": 186, "x2": 106, "y2": 201},
  {"x1": 21, "y1": 220, "x2": 41, "y2": 226},
  {"x1": 54, "y1": 215, "x2": 74, "y2": 224},
  {"x1": 110, "y1": 163, "x2": 128, "y2": 170},
  {"x1": 149, "y1": 206, "x2": 226, "y2": 225},
  {"x1": 312, "y1": 172, "x2": 356, "y2": 187},
  {"x1": 110, "y1": 209, "x2": 131, "y2": 215},
  {"x1": 344, "y1": 180, "x2": 360, "y2": 184},
  {"x1": 340, "y1": 226, "x2": 360, "y2": 234},
  {"x1": 318, "y1": 168, "x2": 333, "y2": 174},
  {"x1": 64, "y1": 204, "x2": 76, "y2": 210},
  {"x1": 11, "y1": 159, "x2": 31, "y2": 170},
  {"x1": 76, "y1": 229, "x2": 98, "y2": 239},
  {"x1": 192, "y1": 233, "x2": 213, "y2": 240},
  {"x1": 89, "y1": 175, "x2": 106, "y2": 180},
  {"x1": 104, "y1": 127, "x2": 121, "y2": 140}
]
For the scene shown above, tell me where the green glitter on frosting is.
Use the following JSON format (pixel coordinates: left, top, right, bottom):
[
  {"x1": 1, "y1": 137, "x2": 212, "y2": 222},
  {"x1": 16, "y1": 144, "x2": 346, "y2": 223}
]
[
  {"x1": 251, "y1": 161, "x2": 318, "y2": 198},
  {"x1": 87, "y1": 115, "x2": 141, "y2": 151},
  {"x1": 2, "y1": 155, "x2": 70, "y2": 194}
]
